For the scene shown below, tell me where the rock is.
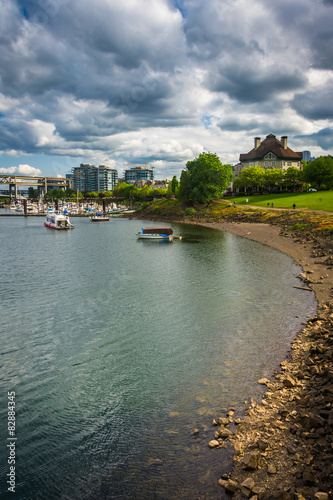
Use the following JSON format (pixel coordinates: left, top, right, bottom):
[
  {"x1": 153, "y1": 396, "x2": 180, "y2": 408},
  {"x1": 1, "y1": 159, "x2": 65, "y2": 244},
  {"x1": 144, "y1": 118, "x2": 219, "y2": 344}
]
[
  {"x1": 219, "y1": 478, "x2": 238, "y2": 492},
  {"x1": 242, "y1": 452, "x2": 261, "y2": 470},
  {"x1": 208, "y1": 440, "x2": 220, "y2": 448},
  {"x1": 218, "y1": 417, "x2": 230, "y2": 426},
  {"x1": 258, "y1": 378, "x2": 270, "y2": 385},
  {"x1": 257, "y1": 439, "x2": 269, "y2": 451},
  {"x1": 233, "y1": 442, "x2": 243, "y2": 455},
  {"x1": 283, "y1": 376, "x2": 296, "y2": 388},
  {"x1": 279, "y1": 408, "x2": 289, "y2": 418},
  {"x1": 252, "y1": 485, "x2": 265, "y2": 498},
  {"x1": 314, "y1": 493, "x2": 329, "y2": 500},
  {"x1": 267, "y1": 463, "x2": 277, "y2": 474},
  {"x1": 219, "y1": 428, "x2": 233, "y2": 438},
  {"x1": 241, "y1": 477, "x2": 255, "y2": 490},
  {"x1": 302, "y1": 466, "x2": 315, "y2": 485},
  {"x1": 193, "y1": 428, "x2": 199, "y2": 435}
]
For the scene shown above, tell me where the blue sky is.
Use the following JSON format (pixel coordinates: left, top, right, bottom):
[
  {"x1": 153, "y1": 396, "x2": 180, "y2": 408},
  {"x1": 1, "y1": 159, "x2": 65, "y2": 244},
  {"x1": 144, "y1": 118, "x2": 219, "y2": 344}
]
[{"x1": 0, "y1": 0, "x2": 333, "y2": 180}]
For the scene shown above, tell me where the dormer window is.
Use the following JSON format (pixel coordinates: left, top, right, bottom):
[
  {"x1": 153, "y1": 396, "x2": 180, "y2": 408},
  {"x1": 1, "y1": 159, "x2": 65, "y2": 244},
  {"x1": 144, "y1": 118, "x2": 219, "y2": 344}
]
[{"x1": 264, "y1": 153, "x2": 276, "y2": 160}]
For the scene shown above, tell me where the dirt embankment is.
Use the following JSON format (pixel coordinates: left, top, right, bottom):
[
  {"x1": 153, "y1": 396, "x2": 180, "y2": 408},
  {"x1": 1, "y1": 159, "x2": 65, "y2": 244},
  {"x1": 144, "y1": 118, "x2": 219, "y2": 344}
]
[{"x1": 131, "y1": 204, "x2": 333, "y2": 499}]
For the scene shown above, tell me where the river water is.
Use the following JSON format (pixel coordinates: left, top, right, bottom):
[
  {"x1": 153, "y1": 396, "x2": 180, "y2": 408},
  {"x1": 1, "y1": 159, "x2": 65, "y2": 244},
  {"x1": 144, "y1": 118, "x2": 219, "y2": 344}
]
[{"x1": 0, "y1": 215, "x2": 316, "y2": 499}]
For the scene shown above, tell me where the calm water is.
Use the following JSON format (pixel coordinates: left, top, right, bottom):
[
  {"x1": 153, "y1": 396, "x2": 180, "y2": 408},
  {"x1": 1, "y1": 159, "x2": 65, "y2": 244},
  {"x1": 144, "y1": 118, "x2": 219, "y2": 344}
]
[{"x1": 0, "y1": 215, "x2": 316, "y2": 499}]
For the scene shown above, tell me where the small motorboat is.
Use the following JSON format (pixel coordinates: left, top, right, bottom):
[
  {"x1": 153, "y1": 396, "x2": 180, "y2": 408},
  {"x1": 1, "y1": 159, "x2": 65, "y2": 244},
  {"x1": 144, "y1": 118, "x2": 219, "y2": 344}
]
[
  {"x1": 136, "y1": 226, "x2": 175, "y2": 241},
  {"x1": 43, "y1": 212, "x2": 75, "y2": 230},
  {"x1": 89, "y1": 213, "x2": 110, "y2": 222}
]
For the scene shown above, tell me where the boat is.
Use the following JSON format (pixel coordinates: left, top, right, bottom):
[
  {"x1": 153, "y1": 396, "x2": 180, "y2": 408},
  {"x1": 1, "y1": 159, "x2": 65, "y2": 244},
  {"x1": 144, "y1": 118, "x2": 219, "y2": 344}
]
[
  {"x1": 136, "y1": 226, "x2": 174, "y2": 241},
  {"x1": 89, "y1": 213, "x2": 110, "y2": 222},
  {"x1": 43, "y1": 212, "x2": 75, "y2": 230}
]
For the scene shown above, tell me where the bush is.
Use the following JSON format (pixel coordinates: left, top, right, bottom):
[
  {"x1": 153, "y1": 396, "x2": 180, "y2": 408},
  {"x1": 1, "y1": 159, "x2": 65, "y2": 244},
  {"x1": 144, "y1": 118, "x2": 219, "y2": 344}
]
[{"x1": 184, "y1": 207, "x2": 196, "y2": 216}]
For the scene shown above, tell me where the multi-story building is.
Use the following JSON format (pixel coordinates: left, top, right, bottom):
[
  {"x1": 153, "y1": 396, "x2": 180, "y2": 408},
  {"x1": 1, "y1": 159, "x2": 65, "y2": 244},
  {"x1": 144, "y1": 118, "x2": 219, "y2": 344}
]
[
  {"x1": 72, "y1": 164, "x2": 118, "y2": 193},
  {"x1": 124, "y1": 165, "x2": 154, "y2": 184},
  {"x1": 302, "y1": 151, "x2": 311, "y2": 163},
  {"x1": 238, "y1": 134, "x2": 303, "y2": 176}
]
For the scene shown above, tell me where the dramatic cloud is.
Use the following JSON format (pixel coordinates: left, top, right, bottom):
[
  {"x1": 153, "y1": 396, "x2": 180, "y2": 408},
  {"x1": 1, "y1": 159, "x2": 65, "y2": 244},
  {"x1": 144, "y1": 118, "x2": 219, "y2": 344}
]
[
  {"x1": 0, "y1": 164, "x2": 42, "y2": 175},
  {"x1": 0, "y1": 0, "x2": 332, "y2": 178}
]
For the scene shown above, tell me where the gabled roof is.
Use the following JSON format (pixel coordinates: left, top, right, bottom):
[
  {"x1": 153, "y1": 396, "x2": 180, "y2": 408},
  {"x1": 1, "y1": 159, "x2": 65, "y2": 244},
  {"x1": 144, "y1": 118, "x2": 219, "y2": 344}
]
[{"x1": 239, "y1": 134, "x2": 302, "y2": 162}]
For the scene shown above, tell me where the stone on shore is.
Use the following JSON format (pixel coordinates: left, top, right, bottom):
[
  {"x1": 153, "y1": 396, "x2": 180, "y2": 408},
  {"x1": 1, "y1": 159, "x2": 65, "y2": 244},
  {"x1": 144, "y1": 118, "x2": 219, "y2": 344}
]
[
  {"x1": 219, "y1": 478, "x2": 238, "y2": 492},
  {"x1": 258, "y1": 378, "x2": 270, "y2": 385},
  {"x1": 242, "y1": 452, "x2": 261, "y2": 470},
  {"x1": 208, "y1": 440, "x2": 220, "y2": 448}
]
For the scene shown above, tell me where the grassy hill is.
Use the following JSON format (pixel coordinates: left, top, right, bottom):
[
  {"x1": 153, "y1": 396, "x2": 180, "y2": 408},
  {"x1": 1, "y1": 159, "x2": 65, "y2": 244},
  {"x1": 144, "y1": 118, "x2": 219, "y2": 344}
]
[{"x1": 224, "y1": 191, "x2": 333, "y2": 211}]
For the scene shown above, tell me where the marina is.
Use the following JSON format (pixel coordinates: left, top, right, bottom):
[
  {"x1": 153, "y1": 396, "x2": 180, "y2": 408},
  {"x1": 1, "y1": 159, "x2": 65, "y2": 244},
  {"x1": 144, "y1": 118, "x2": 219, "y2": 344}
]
[{"x1": 0, "y1": 215, "x2": 317, "y2": 499}]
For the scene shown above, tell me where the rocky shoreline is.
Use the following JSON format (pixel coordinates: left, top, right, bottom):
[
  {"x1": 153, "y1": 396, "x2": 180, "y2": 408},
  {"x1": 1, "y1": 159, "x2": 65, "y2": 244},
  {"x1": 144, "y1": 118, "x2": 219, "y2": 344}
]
[
  {"x1": 130, "y1": 205, "x2": 333, "y2": 499},
  {"x1": 199, "y1": 221, "x2": 333, "y2": 499}
]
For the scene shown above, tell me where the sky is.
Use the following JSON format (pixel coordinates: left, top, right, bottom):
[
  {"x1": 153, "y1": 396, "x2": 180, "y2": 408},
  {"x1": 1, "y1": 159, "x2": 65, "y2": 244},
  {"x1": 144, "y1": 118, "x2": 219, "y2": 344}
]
[{"x1": 0, "y1": 0, "x2": 333, "y2": 180}]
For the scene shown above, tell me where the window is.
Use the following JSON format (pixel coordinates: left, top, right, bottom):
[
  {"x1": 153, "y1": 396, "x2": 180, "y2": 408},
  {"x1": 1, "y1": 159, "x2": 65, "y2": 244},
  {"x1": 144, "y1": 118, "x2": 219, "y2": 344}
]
[
  {"x1": 264, "y1": 161, "x2": 269, "y2": 168},
  {"x1": 272, "y1": 161, "x2": 276, "y2": 167},
  {"x1": 287, "y1": 161, "x2": 292, "y2": 166}
]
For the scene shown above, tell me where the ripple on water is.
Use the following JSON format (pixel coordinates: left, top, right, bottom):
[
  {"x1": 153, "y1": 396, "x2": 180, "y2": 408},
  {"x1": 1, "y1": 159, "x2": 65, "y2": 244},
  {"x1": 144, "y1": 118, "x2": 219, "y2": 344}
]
[{"x1": 0, "y1": 218, "x2": 317, "y2": 499}]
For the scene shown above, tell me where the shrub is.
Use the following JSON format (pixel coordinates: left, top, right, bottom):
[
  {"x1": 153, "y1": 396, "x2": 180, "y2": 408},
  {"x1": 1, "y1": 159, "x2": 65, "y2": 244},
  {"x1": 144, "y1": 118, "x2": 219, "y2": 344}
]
[{"x1": 184, "y1": 207, "x2": 196, "y2": 216}]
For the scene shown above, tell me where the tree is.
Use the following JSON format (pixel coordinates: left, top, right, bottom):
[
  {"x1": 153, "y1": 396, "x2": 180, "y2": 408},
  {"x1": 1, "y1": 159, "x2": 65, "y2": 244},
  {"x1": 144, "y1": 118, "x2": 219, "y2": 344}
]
[
  {"x1": 303, "y1": 156, "x2": 333, "y2": 190},
  {"x1": 178, "y1": 169, "x2": 191, "y2": 202},
  {"x1": 170, "y1": 175, "x2": 179, "y2": 195},
  {"x1": 28, "y1": 187, "x2": 39, "y2": 200},
  {"x1": 285, "y1": 167, "x2": 302, "y2": 192},
  {"x1": 179, "y1": 152, "x2": 233, "y2": 204},
  {"x1": 264, "y1": 168, "x2": 284, "y2": 191},
  {"x1": 238, "y1": 166, "x2": 265, "y2": 191}
]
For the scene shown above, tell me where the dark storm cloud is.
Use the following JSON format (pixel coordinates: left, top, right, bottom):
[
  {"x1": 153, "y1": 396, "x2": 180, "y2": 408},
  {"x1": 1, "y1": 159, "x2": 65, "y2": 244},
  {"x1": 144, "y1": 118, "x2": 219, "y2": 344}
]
[
  {"x1": 217, "y1": 118, "x2": 262, "y2": 132},
  {"x1": 296, "y1": 127, "x2": 333, "y2": 151},
  {"x1": 292, "y1": 83, "x2": 333, "y2": 120},
  {"x1": 209, "y1": 66, "x2": 306, "y2": 104}
]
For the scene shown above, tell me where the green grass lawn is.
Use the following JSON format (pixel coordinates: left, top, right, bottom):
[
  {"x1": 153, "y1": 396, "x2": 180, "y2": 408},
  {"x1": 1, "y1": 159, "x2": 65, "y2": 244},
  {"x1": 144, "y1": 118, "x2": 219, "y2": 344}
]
[{"x1": 226, "y1": 191, "x2": 333, "y2": 212}]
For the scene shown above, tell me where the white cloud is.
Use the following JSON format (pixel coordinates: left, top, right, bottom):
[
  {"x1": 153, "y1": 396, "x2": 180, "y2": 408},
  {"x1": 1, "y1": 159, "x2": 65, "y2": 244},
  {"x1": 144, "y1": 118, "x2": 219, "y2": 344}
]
[
  {"x1": 0, "y1": 164, "x2": 42, "y2": 176},
  {"x1": 0, "y1": 0, "x2": 331, "y2": 177}
]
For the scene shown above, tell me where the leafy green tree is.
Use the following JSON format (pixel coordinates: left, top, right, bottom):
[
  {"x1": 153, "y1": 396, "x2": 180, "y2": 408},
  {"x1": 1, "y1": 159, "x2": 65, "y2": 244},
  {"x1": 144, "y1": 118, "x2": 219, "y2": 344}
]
[
  {"x1": 28, "y1": 187, "x2": 39, "y2": 200},
  {"x1": 178, "y1": 170, "x2": 191, "y2": 202},
  {"x1": 285, "y1": 167, "x2": 302, "y2": 192},
  {"x1": 113, "y1": 182, "x2": 132, "y2": 199},
  {"x1": 170, "y1": 175, "x2": 179, "y2": 195},
  {"x1": 179, "y1": 152, "x2": 233, "y2": 204},
  {"x1": 264, "y1": 168, "x2": 285, "y2": 191},
  {"x1": 64, "y1": 187, "x2": 74, "y2": 198},
  {"x1": 238, "y1": 166, "x2": 265, "y2": 191},
  {"x1": 303, "y1": 156, "x2": 333, "y2": 190}
]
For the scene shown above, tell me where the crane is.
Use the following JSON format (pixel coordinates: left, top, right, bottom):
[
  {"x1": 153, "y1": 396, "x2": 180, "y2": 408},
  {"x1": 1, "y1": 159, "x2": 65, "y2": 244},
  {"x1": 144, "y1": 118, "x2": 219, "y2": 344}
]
[{"x1": 123, "y1": 163, "x2": 154, "y2": 169}]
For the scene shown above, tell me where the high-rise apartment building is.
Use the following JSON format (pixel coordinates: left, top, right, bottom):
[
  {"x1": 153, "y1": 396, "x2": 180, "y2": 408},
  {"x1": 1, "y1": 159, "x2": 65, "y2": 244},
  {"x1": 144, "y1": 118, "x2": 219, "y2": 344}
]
[
  {"x1": 72, "y1": 164, "x2": 118, "y2": 193},
  {"x1": 124, "y1": 166, "x2": 154, "y2": 183}
]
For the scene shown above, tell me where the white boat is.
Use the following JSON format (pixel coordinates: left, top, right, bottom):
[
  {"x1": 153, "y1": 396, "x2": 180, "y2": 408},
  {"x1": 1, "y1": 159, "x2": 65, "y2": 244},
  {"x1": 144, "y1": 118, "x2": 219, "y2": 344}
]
[
  {"x1": 136, "y1": 226, "x2": 174, "y2": 241},
  {"x1": 89, "y1": 213, "x2": 109, "y2": 222},
  {"x1": 43, "y1": 212, "x2": 75, "y2": 230},
  {"x1": 26, "y1": 203, "x2": 38, "y2": 214}
]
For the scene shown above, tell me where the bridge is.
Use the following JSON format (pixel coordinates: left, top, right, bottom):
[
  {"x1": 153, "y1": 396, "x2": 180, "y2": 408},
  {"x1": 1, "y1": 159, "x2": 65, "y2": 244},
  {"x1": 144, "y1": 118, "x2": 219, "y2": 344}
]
[{"x1": 0, "y1": 174, "x2": 73, "y2": 198}]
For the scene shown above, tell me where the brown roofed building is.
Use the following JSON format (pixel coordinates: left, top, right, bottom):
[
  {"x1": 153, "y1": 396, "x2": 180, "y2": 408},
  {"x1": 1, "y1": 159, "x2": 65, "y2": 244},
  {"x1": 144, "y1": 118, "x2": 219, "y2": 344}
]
[{"x1": 237, "y1": 134, "x2": 303, "y2": 176}]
